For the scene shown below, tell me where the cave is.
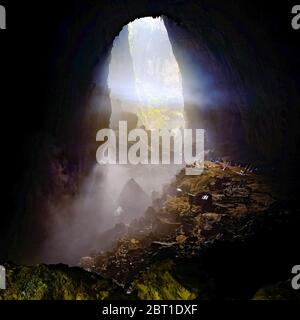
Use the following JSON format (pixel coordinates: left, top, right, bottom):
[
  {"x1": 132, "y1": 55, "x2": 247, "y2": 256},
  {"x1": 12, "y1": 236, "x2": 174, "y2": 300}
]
[{"x1": 1, "y1": 0, "x2": 300, "y2": 301}]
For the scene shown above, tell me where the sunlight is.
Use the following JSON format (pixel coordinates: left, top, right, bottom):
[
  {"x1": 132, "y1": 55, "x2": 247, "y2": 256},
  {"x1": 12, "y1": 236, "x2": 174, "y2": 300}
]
[{"x1": 108, "y1": 17, "x2": 185, "y2": 130}]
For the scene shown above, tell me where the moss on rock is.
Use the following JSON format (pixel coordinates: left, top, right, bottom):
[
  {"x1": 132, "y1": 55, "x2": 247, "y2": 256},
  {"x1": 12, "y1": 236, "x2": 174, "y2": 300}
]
[
  {"x1": 132, "y1": 260, "x2": 198, "y2": 300},
  {"x1": 0, "y1": 263, "x2": 123, "y2": 300}
]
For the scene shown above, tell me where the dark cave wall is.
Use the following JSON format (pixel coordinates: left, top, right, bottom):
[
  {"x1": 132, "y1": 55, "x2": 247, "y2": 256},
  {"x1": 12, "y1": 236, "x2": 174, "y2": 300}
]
[
  {"x1": 164, "y1": 16, "x2": 245, "y2": 153},
  {"x1": 47, "y1": 0, "x2": 299, "y2": 168},
  {"x1": 164, "y1": 11, "x2": 297, "y2": 163},
  {"x1": 2, "y1": 0, "x2": 300, "y2": 262}
]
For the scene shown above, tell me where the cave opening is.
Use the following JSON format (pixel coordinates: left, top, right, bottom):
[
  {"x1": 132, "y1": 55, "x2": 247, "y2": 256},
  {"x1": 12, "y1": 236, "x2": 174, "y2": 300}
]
[
  {"x1": 100, "y1": 16, "x2": 187, "y2": 216},
  {"x1": 41, "y1": 16, "x2": 190, "y2": 265},
  {"x1": 35, "y1": 9, "x2": 273, "y2": 267},
  {"x1": 108, "y1": 16, "x2": 185, "y2": 131},
  {"x1": 1, "y1": 2, "x2": 299, "y2": 300},
  {"x1": 36, "y1": 10, "x2": 251, "y2": 267}
]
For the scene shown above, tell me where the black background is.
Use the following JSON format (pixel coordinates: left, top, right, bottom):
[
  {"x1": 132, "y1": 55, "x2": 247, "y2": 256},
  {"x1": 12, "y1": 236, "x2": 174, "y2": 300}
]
[{"x1": 0, "y1": 300, "x2": 299, "y2": 318}]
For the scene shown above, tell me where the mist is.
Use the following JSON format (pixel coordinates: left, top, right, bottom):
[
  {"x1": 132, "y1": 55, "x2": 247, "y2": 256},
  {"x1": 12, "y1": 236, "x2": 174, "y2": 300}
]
[{"x1": 41, "y1": 17, "x2": 185, "y2": 265}]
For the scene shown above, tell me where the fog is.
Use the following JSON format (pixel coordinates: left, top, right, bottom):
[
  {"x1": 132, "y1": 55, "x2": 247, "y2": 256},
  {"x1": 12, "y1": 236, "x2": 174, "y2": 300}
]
[{"x1": 41, "y1": 17, "x2": 185, "y2": 265}]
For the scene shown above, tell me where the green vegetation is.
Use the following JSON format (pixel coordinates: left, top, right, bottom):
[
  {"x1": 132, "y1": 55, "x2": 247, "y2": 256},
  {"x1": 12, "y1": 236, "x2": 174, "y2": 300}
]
[
  {"x1": 0, "y1": 263, "x2": 123, "y2": 300},
  {"x1": 132, "y1": 260, "x2": 198, "y2": 300}
]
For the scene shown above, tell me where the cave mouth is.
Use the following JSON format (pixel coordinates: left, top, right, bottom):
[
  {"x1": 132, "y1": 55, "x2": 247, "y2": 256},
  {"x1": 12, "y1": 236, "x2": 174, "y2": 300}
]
[
  {"x1": 108, "y1": 16, "x2": 185, "y2": 131},
  {"x1": 104, "y1": 16, "x2": 186, "y2": 198},
  {"x1": 39, "y1": 16, "x2": 190, "y2": 266}
]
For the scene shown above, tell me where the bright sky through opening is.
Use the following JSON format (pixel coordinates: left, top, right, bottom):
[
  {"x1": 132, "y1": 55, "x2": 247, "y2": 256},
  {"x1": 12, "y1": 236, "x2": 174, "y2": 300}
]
[{"x1": 108, "y1": 17, "x2": 185, "y2": 130}]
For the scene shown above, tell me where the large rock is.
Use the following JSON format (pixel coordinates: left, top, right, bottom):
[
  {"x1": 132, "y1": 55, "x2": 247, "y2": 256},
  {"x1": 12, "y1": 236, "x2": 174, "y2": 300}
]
[{"x1": 118, "y1": 179, "x2": 152, "y2": 223}]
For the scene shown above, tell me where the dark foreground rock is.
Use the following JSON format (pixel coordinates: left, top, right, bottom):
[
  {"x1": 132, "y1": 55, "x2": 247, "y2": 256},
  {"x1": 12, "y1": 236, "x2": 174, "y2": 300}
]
[{"x1": 253, "y1": 280, "x2": 300, "y2": 300}]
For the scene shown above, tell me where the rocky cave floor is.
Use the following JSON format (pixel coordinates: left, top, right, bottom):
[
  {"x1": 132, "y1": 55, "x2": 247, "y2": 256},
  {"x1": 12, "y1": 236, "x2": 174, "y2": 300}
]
[
  {"x1": 82, "y1": 161, "x2": 300, "y2": 300},
  {"x1": 1, "y1": 161, "x2": 300, "y2": 300}
]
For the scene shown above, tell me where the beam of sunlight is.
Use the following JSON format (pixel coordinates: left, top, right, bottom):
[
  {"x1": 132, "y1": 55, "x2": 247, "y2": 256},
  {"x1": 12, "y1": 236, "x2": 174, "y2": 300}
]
[
  {"x1": 108, "y1": 17, "x2": 185, "y2": 130},
  {"x1": 41, "y1": 17, "x2": 186, "y2": 265}
]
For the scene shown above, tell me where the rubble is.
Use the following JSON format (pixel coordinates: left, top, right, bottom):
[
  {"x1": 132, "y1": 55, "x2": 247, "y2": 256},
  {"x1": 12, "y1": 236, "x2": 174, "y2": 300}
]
[
  {"x1": 79, "y1": 256, "x2": 95, "y2": 272},
  {"x1": 82, "y1": 161, "x2": 292, "y2": 291},
  {"x1": 1, "y1": 161, "x2": 296, "y2": 300},
  {"x1": 188, "y1": 192, "x2": 213, "y2": 212}
]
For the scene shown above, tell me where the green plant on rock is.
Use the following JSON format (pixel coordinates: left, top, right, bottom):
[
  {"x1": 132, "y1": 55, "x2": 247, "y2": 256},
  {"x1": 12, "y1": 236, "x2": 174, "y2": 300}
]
[{"x1": 133, "y1": 260, "x2": 198, "y2": 300}]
